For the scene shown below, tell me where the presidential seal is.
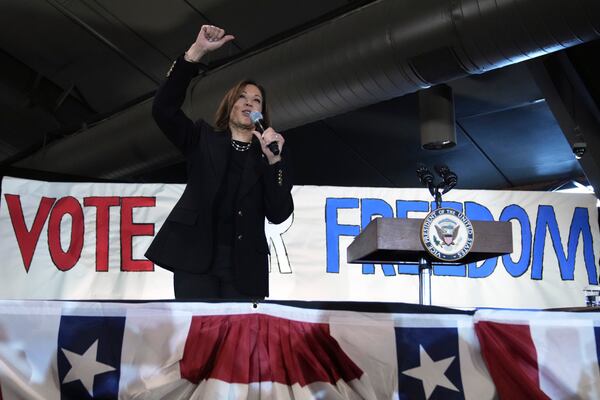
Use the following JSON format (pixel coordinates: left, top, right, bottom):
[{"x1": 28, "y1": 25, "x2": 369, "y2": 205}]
[{"x1": 421, "y1": 208, "x2": 474, "y2": 261}]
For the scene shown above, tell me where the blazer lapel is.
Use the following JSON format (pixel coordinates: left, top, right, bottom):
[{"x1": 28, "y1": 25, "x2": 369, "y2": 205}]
[
  {"x1": 237, "y1": 144, "x2": 263, "y2": 203},
  {"x1": 207, "y1": 130, "x2": 231, "y2": 180}
]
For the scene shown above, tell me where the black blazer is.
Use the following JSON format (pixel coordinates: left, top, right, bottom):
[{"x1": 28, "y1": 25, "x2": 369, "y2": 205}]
[{"x1": 145, "y1": 56, "x2": 294, "y2": 297}]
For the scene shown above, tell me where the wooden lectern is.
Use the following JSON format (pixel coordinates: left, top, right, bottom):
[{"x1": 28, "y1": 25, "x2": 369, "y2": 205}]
[{"x1": 347, "y1": 217, "x2": 513, "y2": 305}]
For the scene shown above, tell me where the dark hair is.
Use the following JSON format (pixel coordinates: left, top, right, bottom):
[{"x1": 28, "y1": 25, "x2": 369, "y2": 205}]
[{"x1": 214, "y1": 79, "x2": 270, "y2": 131}]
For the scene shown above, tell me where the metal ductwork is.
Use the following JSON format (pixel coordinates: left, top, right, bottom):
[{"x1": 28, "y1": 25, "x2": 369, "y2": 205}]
[{"x1": 16, "y1": 0, "x2": 600, "y2": 178}]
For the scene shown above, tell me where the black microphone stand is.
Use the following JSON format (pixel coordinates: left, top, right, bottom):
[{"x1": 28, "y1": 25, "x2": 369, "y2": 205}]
[{"x1": 415, "y1": 164, "x2": 458, "y2": 305}]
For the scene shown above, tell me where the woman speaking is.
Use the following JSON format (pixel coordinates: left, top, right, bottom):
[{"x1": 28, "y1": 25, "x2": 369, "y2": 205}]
[{"x1": 145, "y1": 25, "x2": 294, "y2": 300}]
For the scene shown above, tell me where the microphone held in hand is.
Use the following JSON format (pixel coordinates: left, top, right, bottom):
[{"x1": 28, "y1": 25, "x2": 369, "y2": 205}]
[{"x1": 250, "y1": 111, "x2": 280, "y2": 156}]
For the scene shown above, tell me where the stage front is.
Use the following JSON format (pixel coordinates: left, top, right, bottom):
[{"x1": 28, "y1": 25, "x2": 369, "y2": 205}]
[{"x1": 0, "y1": 300, "x2": 599, "y2": 399}]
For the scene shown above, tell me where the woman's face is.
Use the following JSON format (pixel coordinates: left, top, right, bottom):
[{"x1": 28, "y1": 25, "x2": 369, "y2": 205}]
[{"x1": 229, "y1": 84, "x2": 263, "y2": 129}]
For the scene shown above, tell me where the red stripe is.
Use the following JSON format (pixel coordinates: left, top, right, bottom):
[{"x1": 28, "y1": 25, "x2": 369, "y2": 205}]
[
  {"x1": 475, "y1": 321, "x2": 549, "y2": 400},
  {"x1": 180, "y1": 314, "x2": 364, "y2": 385}
]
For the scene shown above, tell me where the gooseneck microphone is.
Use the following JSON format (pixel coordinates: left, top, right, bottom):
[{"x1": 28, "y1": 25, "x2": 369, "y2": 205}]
[
  {"x1": 434, "y1": 164, "x2": 458, "y2": 194},
  {"x1": 250, "y1": 111, "x2": 280, "y2": 156},
  {"x1": 416, "y1": 163, "x2": 436, "y2": 197}
]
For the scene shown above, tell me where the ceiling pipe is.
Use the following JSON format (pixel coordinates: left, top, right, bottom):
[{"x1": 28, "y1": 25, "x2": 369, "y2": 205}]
[{"x1": 16, "y1": 0, "x2": 600, "y2": 178}]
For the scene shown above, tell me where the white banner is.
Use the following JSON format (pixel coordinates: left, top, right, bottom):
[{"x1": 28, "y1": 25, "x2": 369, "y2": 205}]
[{"x1": 1, "y1": 176, "x2": 598, "y2": 308}]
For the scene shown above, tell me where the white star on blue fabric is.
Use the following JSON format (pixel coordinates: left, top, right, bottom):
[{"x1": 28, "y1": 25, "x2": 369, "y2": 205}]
[
  {"x1": 61, "y1": 339, "x2": 116, "y2": 396},
  {"x1": 402, "y1": 345, "x2": 459, "y2": 399}
]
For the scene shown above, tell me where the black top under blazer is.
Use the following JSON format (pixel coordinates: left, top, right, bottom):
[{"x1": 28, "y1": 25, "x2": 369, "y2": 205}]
[{"x1": 144, "y1": 56, "x2": 294, "y2": 297}]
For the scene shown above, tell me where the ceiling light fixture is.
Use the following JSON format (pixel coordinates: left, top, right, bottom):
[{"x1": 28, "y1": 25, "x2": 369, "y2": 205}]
[{"x1": 419, "y1": 84, "x2": 457, "y2": 150}]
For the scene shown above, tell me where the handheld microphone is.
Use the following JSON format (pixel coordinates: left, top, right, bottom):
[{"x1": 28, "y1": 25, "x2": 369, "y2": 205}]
[{"x1": 249, "y1": 111, "x2": 280, "y2": 156}]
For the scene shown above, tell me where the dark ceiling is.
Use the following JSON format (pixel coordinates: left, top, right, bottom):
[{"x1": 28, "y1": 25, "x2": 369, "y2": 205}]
[{"x1": 1, "y1": 0, "x2": 599, "y2": 195}]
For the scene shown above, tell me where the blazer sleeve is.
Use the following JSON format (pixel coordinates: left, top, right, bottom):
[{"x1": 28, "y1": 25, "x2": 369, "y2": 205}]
[
  {"x1": 152, "y1": 55, "x2": 203, "y2": 157},
  {"x1": 262, "y1": 153, "x2": 294, "y2": 224}
]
